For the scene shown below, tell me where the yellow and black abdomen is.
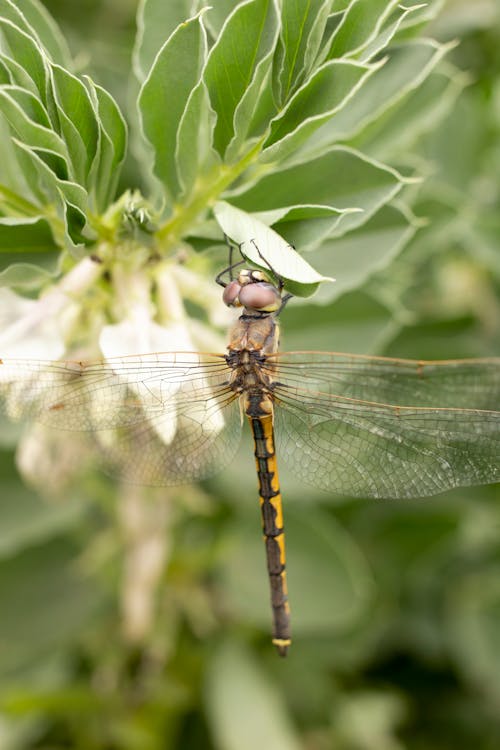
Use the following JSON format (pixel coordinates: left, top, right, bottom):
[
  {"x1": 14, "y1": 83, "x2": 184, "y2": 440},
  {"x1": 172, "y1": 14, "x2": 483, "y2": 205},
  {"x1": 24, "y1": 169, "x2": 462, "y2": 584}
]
[{"x1": 245, "y1": 391, "x2": 291, "y2": 656}]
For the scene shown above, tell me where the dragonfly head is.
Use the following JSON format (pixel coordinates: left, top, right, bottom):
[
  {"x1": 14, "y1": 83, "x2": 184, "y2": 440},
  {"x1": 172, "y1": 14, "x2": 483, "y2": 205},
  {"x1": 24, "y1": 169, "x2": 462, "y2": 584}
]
[{"x1": 222, "y1": 269, "x2": 282, "y2": 313}]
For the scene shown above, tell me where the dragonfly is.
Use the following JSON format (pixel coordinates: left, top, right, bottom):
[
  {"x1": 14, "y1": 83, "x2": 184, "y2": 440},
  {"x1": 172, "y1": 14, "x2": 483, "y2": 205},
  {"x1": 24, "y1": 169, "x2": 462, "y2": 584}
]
[{"x1": 0, "y1": 256, "x2": 499, "y2": 656}]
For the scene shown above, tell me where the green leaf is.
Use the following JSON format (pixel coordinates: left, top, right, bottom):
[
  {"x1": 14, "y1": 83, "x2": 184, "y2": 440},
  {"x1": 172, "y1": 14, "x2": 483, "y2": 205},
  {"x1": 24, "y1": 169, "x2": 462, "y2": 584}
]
[
  {"x1": 273, "y1": 0, "x2": 333, "y2": 104},
  {"x1": 213, "y1": 201, "x2": 334, "y2": 297},
  {"x1": 261, "y1": 58, "x2": 380, "y2": 162},
  {"x1": 0, "y1": 216, "x2": 57, "y2": 254},
  {"x1": 229, "y1": 146, "x2": 406, "y2": 237},
  {"x1": 12, "y1": 139, "x2": 90, "y2": 247},
  {"x1": 396, "y1": 0, "x2": 446, "y2": 38},
  {"x1": 204, "y1": 0, "x2": 280, "y2": 157},
  {"x1": 0, "y1": 261, "x2": 56, "y2": 289},
  {"x1": 308, "y1": 39, "x2": 453, "y2": 149},
  {"x1": 176, "y1": 80, "x2": 219, "y2": 199},
  {"x1": 358, "y1": 2, "x2": 428, "y2": 62},
  {"x1": 0, "y1": 51, "x2": 40, "y2": 96},
  {"x1": 283, "y1": 289, "x2": 397, "y2": 353},
  {"x1": 133, "y1": 0, "x2": 194, "y2": 82},
  {"x1": 49, "y1": 63, "x2": 99, "y2": 186},
  {"x1": 0, "y1": 0, "x2": 37, "y2": 39},
  {"x1": 0, "y1": 480, "x2": 84, "y2": 560},
  {"x1": 220, "y1": 506, "x2": 373, "y2": 633},
  {"x1": 358, "y1": 67, "x2": 466, "y2": 161},
  {"x1": 308, "y1": 204, "x2": 417, "y2": 302},
  {"x1": 0, "y1": 18, "x2": 48, "y2": 102},
  {"x1": 202, "y1": 0, "x2": 247, "y2": 39},
  {"x1": 84, "y1": 78, "x2": 127, "y2": 210},
  {"x1": 447, "y1": 564, "x2": 500, "y2": 702},
  {"x1": 0, "y1": 84, "x2": 49, "y2": 124},
  {"x1": 0, "y1": 56, "x2": 9, "y2": 83},
  {"x1": 14, "y1": 0, "x2": 72, "y2": 67},
  {"x1": 0, "y1": 117, "x2": 42, "y2": 201},
  {"x1": 205, "y1": 642, "x2": 302, "y2": 750},
  {"x1": 225, "y1": 0, "x2": 280, "y2": 160},
  {"x1": 251, "y1": 204, "x2": 360, "y2": 254},
  {"x1": 0, "y1": 86, "x2": 68, "y2": 160},
  {"x1": 0, "y1": 537, "x2": 102, "y2": 676},
  {"x1": 138, "y1": 12, "x2": 207, "y2": 203},
  {"x1": 326, "y1": 0, "x2": 399, "y2": 60}
]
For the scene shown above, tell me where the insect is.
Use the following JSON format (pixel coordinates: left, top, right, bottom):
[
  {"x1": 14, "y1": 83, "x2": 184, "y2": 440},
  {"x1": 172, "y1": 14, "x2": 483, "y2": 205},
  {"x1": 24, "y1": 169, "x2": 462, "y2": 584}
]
[{"x1": 1, "y1": 249, "x2": 499, "y2": 655}]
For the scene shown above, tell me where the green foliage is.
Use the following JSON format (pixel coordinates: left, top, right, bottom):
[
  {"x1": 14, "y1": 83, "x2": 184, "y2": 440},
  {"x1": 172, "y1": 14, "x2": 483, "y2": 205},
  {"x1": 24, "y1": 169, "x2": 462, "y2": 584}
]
[{"x1": 0, "y1": 0, "x2": 498, "y2": 749}]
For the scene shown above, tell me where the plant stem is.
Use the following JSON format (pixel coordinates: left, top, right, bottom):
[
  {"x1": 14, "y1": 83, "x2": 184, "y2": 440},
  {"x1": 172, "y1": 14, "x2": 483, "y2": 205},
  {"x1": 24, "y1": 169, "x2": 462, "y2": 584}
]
[{"x1": 155, "y1": 138, "x2": 265, "y2": 252}]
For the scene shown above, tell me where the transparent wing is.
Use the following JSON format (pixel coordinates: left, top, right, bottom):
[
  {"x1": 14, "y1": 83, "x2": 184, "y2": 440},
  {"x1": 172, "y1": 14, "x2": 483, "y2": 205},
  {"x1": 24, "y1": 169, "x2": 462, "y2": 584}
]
[
  {"x1": 0, "y1": 353, "x2": 231, "y2": 428},
  {"x1": 271, "y1": 352, "x2": 500, "y2": 498},
  {"x1": 98, "y1": 391, "x2": 243, "y2": 485},
  {"x1": 266, "y1": 352, "x2": 500, "y2": 410},
  {"x1": 0, "y1": 353, "x2": 244, "y2": 485}
]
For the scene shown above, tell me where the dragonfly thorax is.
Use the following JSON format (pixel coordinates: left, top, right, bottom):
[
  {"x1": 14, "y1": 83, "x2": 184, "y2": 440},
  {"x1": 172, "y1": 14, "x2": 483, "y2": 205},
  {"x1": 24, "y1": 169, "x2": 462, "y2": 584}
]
[{"x1": 222, "y1": 269, "x2": 281, "y2": 313}]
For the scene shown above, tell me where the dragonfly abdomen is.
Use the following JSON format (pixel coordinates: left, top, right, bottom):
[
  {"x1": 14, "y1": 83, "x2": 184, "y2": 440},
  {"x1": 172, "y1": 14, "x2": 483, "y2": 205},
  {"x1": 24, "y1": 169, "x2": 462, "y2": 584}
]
[{"x1": 247, "y1": 408, "x2": 291, "y2": 657}]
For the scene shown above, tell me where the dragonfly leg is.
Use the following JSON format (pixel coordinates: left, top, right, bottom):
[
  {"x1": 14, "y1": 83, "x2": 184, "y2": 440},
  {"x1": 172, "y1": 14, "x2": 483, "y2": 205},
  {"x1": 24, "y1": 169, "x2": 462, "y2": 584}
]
[
  {"x1": 215, "y1": 234, "x2": 246, "y2": 287},
  {"x1": 248, "y1": 414, "x2": 291, "y2": 656}
]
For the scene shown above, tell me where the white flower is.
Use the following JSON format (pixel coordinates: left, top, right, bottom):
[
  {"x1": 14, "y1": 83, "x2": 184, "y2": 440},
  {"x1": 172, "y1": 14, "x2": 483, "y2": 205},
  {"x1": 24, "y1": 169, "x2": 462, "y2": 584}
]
[
  {"x1": 98, "y1": 267, "x2": 226, "y2": 452},
  {"x1": 0, "y1": 256, "x2": 101, "y2": 359}
]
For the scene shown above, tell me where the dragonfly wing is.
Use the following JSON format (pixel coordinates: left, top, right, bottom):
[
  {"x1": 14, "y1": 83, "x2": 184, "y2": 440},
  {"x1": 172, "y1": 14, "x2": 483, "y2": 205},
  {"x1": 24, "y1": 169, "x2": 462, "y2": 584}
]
[
  {"x1": 0, "y1": 353, "x2": 244, "y2": 485},
  {"x1": 98, "y1": 390, "x2": 243, "y2": 485},
  {"x1": 267, "y1": 352, "x2": 500, "y2": 410},
  {"x1": 0, "y1": 353, "x2": 230, "y2": 429},
  {"x1": 274, "y1": 387, "x2": 500, "y2": 498}
]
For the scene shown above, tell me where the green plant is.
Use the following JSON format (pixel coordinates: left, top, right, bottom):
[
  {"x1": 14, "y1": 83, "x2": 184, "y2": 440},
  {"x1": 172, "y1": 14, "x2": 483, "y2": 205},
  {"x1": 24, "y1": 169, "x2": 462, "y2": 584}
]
[{"x1": 0, "y1": 1, "x2": 498, "y2": 748}]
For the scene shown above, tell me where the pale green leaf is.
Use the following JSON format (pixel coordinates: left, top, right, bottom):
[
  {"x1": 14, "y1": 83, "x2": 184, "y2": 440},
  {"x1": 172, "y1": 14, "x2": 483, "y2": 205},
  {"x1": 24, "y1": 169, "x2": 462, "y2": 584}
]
[
  {"x1": 0, "y1": 0, "x2": 36, "y2": 39},
  {"x1": 225, "y1": 0, "x2": 280, "y2": 160},
  {"x1": 261, "y1": 58, "x2": 381, "y2": 162},
  {"x1": 0, "y1": 86, "x2": 67, "y2": 160},
  {"x1": 203, "y1": 0, "x2": 280, "y2": 157},
  {"x1": 229, "y1": 146, "x2": 406, "y2": 237},
  {"x1": 272, "y1": 0, "x2": 332, "y2": 104},
  {"x1": 84, "y1": 77, "x2": 127, "y2": 210},
  {"x1": 213, "y1": 200, "x2": 334, "y2": 296},
  {"x1": 252, "y1": 204, "x2": 360, "y2": 252},
  {"x1": 326, "y1": 0, "x2": 399, "y2": 60},
  {"x1": 14, "y1": 0, "x2": 71, "y2": 66},
  {"x1": 49, "y1": 63, "x2": 99, "y2": 184},
  {"x1": 93, "y1": 84, "x2": 127, "y2": 171},
  {"x1": 358, "y1": 67, "x2": 467, "y2": 162},
  {"x1": 307, "y1": 203, "x2": 417, "y2": 303},
  {"x1": 12, "y1": 139, "x2": 90, "y2": 247},
  {"x1": 0, "y1": 18, "x2": 47, "y2": 101},
  {"x1": 0, "y1": 216, "x2": 57, "y2": 254},
  {"x1": 0, "y1": 261, "x2": 56, "y2": 289},
  {"x1": 176, "y1": 80, "x2": 219, "y2": 199},
  {"x1": 0, "y1": 56, "x2": 8, "y2": 83},
  {"x1": 202, "y1": 0, "x2": 245, "y2": 39},
  {"x1": 397, "y1": 0, "x2": 446, "y2": 36},
  {"x1": 0, "y1": 84, "x2": 49, "y2": 124},
  {"x1": 359, "y1": 3, "x2": 428, "y2": 62},
  {"x1": 301, "y1": 0, "x2": 336, "y2": 83},
  {"x1": 138, "y1": 12, "x2": 207, "y2": 202},
  {"x1": 205, "y1": 642, "x2": 302, "y2": 750},
  {"x1": 133, "y1": 0, "x2": 195, "y2": 82},
  {"x1": 0, "y1": 51, "x2": 40, "y2": 96},
  {"x1": 283, "y1": 289, "x2": 396, "y2": 353},
  {"x1": 297, "y1": 39, "x2": 453, "y2": 155}
]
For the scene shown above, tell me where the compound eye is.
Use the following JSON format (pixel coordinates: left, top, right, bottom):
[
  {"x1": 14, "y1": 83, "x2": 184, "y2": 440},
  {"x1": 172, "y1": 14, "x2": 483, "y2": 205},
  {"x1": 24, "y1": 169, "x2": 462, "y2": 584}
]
[
  {"x1": 238, "y1": 282, "x2": 281, "y2": 312},
  {"x1": 222, "y1": 279, "x2": 242, "y2": 307}
]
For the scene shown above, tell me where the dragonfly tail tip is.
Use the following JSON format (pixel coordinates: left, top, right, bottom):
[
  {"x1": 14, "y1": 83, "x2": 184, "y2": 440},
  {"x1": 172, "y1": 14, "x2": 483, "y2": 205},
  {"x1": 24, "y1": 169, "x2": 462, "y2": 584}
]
[{"x1": 273, "y1": 638, "x2": 291, "y2": 657}]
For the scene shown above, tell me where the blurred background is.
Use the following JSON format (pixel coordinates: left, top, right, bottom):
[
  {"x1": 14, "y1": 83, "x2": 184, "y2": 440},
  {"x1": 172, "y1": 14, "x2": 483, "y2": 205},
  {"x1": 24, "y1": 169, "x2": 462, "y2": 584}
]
[{"x1": 0, "y1": 1, "x2": 499, "y2": 748}]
